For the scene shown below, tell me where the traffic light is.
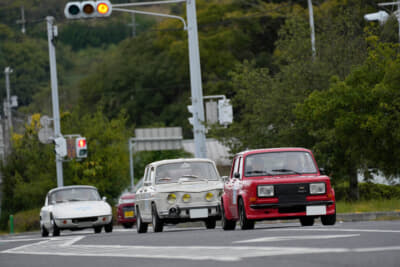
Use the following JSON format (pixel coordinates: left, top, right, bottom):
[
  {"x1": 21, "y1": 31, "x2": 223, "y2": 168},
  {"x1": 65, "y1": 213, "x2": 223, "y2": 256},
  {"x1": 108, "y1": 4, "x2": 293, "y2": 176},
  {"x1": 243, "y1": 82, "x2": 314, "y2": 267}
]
[
  {"x1": 64, "y1": 1, "x2": 112, "y2": 19},
  {"x1": 76, "y1": 137, "x2": 88, "y2": 158},
  {"x1": 54, "y1": 137, "x2": 67, "y2": 158}
]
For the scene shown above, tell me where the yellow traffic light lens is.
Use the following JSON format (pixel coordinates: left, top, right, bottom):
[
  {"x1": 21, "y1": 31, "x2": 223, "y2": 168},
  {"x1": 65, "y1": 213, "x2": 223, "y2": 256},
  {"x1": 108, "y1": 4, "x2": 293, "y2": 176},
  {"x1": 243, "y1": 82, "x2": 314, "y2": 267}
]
[
  {"x1": 97, "y1": 3, "x2": 110, "y2": 15},
  {"x1": 167, "y1": 193, "x2": 176, "y2": 204},
  {"x1": 82, "y1": 4, "x2": 95, "y2": 14},
  {"x1": 182, "y1": 194, "x2": 191, "y2": 203},
  {"x1": 205, "y1": 192, "x2": 214, "y2": 201}
]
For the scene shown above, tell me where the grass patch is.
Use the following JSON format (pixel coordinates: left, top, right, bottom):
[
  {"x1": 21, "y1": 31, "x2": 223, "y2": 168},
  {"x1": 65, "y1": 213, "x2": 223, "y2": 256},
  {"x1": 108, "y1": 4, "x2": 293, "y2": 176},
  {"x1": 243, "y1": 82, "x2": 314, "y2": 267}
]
[{"x1": 337, "y1": 199, "x2": 400, "y2": 213}]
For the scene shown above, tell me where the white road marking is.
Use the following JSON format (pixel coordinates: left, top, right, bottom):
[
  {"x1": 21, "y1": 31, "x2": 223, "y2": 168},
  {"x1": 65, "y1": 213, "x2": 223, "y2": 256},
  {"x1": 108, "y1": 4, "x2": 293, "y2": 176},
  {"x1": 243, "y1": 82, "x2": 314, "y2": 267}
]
[
  {"x1": 234, "y1": 234, "x2": 360, "y2": 243},
  {"x1": 2, "y1": 234, "x2": 400, "y2": 262},
  {"x1": 269, "y1": 228, "x2": 400, "y2": 234}
]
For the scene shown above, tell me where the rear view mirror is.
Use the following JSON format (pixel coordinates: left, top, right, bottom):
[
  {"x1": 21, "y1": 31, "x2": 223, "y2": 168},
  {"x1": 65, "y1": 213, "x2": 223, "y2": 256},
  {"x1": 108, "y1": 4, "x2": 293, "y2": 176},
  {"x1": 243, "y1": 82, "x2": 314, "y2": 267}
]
[
  {"x1": 234, "y1": 172, "x2": 240, "y2": 179},
  {"x1": 102, "y1": 196, "x2": 107, "y2": 201}
]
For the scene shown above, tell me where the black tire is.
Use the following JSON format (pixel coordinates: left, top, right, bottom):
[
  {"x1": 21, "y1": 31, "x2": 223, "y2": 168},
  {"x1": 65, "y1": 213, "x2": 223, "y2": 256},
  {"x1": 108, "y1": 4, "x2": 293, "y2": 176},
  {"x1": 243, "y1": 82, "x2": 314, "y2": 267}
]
[
  {"x1": 41, "y1": 224, "x2": 49, "y2": 237},
  {"x1": 205, "y1": 219, "x2": 216, "y2": 229},
  {"x1": 105, "y1": 221, "x2": 113, "y2": 233},
  {"x1": 152, "y1": 204, "x2": 164, "y2": 233},
  {"x1": 321, "y1": 213, "x2": 336, "y2": 226},
  {"x1": 136, "y1": 207, "x2": 148, "y2": 234},
  {"x1": 52, "y1": 219, "x2": 60, "y2": 236},
  {"x1": 239, "y1": 198, "x2": 255, "y2": 230},
  {"x1": 94, "y1": 226, "x2": 102, "y2": 233},
  {"x1": 300, "y1": 216, "x2": 315, "y2": 226},
  {"x1": 221, "y1": 201, "x2": 236, "y2": 231},
  {"x1": 122, "y1": 223, "x2": 134, "y2": 229}
]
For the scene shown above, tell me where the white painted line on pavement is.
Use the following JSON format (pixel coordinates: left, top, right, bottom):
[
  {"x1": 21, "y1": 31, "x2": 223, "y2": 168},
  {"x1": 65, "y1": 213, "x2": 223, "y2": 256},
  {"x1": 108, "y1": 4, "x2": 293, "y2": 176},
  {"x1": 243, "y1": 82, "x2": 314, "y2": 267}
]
[
  {"x1": 269, "y1": 228, "x2": 400, "y2": 234},
  {"x1": 234, "y1": 234, "x2": 360, "y2": 243}
]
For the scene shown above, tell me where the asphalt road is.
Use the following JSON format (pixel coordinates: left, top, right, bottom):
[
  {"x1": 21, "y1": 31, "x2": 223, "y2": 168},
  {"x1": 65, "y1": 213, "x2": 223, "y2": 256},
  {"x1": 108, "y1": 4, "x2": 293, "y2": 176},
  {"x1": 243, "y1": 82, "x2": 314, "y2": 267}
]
[{"x1": 1, "y1": 220, "x2": 399, "y2": 267}]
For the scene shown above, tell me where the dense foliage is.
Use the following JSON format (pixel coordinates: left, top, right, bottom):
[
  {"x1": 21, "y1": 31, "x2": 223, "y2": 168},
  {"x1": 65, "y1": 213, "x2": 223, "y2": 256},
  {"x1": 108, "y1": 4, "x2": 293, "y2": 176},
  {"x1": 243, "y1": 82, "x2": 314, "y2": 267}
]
[{"x1": 1, "y1": 0, "x2": 400, "y2": 230}]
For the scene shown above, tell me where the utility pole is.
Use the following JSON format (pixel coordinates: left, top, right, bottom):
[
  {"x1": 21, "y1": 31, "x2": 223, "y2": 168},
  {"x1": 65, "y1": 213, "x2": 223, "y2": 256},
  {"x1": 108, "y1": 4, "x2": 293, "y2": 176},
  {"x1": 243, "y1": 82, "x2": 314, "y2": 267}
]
[
  {"x1": 16, "y1": 6, "x2": 26, "y2": 34},
  {"x1": 3, "y1": 67, "x2": 13, "y2": 157},
  {"x1": 186, "y1": 0, "x2": 207, "y2": 158},
  {"x1": 46, "y1": 16, "x2": 64, "y2": 187},
  {"x1": 128, "y1": 13, "x2": 137, "y2": 37},
  {"x1": 307, "y1": 0, "x2": 316, "y2": 60}
]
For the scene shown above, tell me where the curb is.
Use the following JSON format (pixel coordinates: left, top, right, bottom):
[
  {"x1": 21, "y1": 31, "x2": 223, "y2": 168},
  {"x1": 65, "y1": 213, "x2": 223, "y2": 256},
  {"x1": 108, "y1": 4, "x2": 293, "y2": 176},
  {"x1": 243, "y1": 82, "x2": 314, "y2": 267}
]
[{"x1": 337, "y1": 211, "x2": 400, "y2": 222}]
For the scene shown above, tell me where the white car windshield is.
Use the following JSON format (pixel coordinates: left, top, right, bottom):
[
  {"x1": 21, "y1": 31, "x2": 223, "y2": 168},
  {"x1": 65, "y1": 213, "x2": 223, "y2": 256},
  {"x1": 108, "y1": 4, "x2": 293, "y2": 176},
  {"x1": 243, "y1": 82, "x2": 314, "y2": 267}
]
[
  {"x1": 155, "y1": 162, "x2": 219, "y2": 184},
  {"x1": 244, "y1": 151, "x2": 317, "y2": 177},
  {"x1": 49, "y1": 188, "x2": 101, "y2": 204}
]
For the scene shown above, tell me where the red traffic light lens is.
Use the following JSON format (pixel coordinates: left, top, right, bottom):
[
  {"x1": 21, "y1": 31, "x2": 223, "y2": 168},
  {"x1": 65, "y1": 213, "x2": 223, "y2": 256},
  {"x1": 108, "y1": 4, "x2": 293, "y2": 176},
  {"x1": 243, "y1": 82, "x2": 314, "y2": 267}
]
[
  {"x1": 77, "y1": 139, "x2": 86, "y2": 148},
  {"x1": 97, "y1": 3, "x2": 110, "y2": 15}
]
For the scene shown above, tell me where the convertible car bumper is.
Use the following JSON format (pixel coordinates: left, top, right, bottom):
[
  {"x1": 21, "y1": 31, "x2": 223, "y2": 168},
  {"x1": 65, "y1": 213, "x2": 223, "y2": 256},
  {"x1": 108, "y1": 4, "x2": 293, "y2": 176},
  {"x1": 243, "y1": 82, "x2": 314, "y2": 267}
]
[{"x1": 54, "y1": 215, "x2": 112, "y2": 229}]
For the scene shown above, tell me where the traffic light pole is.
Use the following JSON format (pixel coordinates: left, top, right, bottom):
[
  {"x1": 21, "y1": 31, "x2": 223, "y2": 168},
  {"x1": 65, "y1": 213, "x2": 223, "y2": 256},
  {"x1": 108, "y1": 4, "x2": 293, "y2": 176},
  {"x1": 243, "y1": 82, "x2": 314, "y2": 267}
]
[
  {"x1": 186, "y1": 0, "x2": 207, "y2": 158},
  {"x1": 46, "y1": 16, "x2": 64, "y2": 187}
]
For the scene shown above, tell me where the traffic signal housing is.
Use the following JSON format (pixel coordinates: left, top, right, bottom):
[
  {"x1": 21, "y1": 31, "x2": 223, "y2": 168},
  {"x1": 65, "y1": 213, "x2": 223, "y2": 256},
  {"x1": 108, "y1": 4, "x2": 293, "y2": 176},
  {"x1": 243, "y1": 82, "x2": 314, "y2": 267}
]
[
  {"x1": 76, "y1": 137, "x2": 88, "y2": 158},
  {"x1": 54, "y1": 137, "x2": 67, "y2": 158},
  {"x1": 64, "y1": 1, "x2": 112, "y2": 19}
]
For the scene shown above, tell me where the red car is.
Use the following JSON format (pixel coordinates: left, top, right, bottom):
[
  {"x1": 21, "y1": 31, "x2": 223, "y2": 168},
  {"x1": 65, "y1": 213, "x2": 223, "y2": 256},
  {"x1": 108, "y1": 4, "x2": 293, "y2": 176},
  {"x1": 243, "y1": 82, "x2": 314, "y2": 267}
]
[
  {"x1": 117, "y1": 193, "x2": 136, "y2": 228},
  {"x1": 221, "y1": 148, "x2": 336, "y2": 230}
]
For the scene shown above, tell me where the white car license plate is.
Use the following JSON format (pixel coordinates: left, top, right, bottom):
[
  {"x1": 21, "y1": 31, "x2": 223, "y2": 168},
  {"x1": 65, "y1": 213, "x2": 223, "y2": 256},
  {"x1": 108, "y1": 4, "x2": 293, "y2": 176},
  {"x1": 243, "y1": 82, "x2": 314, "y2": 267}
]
[
  {"x1": 306, "y1": 205, "x2": 326, "y2": 216},
  {"x1": 189, "y1": 209, "x2": 208, "y2": 219}
]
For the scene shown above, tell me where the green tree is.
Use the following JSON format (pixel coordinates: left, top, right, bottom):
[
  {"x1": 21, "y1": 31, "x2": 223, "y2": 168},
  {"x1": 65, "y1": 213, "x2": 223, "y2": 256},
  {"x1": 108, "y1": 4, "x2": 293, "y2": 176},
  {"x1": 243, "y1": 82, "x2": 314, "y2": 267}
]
[{"x1": 296, "y1": 40, "x2": 400, "y2": 200}]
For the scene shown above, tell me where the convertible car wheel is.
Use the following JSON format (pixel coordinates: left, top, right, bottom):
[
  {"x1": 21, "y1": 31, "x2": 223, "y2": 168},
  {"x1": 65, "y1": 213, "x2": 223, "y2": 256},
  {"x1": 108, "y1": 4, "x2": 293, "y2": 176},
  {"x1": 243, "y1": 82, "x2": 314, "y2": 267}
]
[
  {"x1": 41, "y1": 224, "x2": 49, "y2": 237},
  {"x1": 52, "y1": 219, "x2": 60, "y2": 236},
  {"x1": 105, "y1": 221, "x2": 113, "y2": 233},
  {"x1": 94, "y1": 226, "x2": 102, "y2": 233}
]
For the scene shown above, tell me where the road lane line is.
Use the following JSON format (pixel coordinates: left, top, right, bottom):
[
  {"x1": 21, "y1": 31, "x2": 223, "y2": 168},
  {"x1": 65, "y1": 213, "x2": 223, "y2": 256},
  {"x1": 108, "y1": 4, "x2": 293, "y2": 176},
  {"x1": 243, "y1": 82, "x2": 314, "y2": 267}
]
[{"x1": 234, "y1": 234, "x2": 360, "y2": 243}]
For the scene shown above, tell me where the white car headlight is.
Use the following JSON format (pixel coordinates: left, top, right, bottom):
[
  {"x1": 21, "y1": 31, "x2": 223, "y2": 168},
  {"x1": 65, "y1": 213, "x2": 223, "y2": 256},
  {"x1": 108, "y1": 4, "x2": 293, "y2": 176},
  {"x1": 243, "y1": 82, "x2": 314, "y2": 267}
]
[
  {"x1": 257, "y1": 185, "x2": 274, "y2": 197},
  {"x1": 310, "y1": 183, "x2": 326, "y2": 195}
]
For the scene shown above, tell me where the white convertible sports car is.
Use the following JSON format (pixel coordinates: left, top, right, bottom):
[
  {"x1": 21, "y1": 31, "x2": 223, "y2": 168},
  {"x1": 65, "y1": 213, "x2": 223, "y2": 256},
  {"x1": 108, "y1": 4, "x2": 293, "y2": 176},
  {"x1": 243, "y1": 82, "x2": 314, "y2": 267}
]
[
  {"x1": 40, "y1": 185, "x2": 113, "y2": 237},
  {"x1": 135, "y1": 158, "x2": 224, "y2": 233}
]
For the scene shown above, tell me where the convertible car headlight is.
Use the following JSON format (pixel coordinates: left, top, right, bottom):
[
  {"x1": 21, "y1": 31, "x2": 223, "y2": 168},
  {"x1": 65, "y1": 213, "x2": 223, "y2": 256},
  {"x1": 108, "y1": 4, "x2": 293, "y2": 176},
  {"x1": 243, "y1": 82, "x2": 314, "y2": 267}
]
[
  {"x1": 182, "y1": 193, "x2": 191, "y2": 203},
  {"x1": 310, "y1": 183, "x2": 326, "y2": 195},
  {"x1": 258, "y1": 185, "x2": 274, "y2": 197},
  {"x1": 205, "y1": 192, "x2": 214, "y2": 202},
  {"x1": 167, "y1": 193, "x2": 177, "y2": 204}
]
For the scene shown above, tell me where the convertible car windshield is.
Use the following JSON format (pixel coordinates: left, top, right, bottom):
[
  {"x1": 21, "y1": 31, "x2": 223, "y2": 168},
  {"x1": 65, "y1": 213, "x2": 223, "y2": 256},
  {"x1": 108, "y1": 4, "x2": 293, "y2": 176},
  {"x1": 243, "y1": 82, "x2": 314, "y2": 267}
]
[
  {"x1": 155, "y1": 162, "x2": 219, "y2": 184},
  {"x1": 49, "y1": 188, "x2": 101, "y2": 204},
  {"x1": 245, "y1": 151, "x2": 317, "y2": 177}
]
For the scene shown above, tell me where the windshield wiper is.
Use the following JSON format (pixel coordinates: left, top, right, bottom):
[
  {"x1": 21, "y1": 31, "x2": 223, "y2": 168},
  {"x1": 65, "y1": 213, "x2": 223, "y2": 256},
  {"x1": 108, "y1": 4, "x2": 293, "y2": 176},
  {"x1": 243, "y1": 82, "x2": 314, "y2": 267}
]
[
  {"x1": 67, "y1": 199, "x2": 82, "y2": 202},
  {"x1": 180, "y1": 174, "x2": 208, "y2": 182},
  {"x1": 271, "y1": 169, "x2": 301, "y2": 175},
  {"x1": 245, "y1": 170, "x2": 272, "y2": 176}
]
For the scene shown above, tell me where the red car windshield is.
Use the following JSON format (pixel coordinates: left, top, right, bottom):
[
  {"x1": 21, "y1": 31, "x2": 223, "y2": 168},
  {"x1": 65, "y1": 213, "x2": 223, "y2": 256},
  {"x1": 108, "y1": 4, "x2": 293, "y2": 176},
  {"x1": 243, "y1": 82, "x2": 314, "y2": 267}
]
[{"x1": 244, "y1": 151, "x2": 317, "y2": 177}]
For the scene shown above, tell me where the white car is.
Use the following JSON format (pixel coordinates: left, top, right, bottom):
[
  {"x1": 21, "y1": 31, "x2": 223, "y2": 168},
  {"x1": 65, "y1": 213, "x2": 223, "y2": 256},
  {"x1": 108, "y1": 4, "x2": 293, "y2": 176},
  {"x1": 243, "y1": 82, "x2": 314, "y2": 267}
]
[
  {"x1": 135, "y1": 158, "x2": 224, "y2": 233},
  {"x1": 40, "y1": 185, "x2": 113, "y2": 237}
]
